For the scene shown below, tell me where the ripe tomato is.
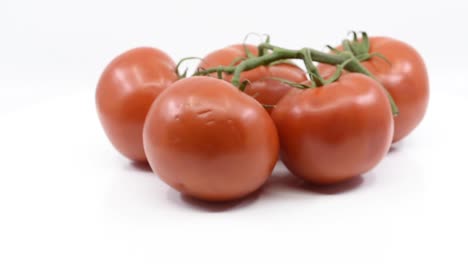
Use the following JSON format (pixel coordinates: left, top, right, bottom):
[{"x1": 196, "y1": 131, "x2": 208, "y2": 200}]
[
  {"x1": 272, "y1": 73, "x2": 394, "y2": 184},
  {"x1": 318, "y1": 37, "x2": 429, "y2": 142},
  {"x1": 96, "y1": 47, "x2": 178, "y2": 162},
  {"x1": 199, "y1": 44, "x2": 307, "y2": 112},
  {"x1": 143, "y1": 76, "x2": 279, "y2": 201},
  {"x1": 246, "y1": 63, "x2": 308, "y2": 113}
]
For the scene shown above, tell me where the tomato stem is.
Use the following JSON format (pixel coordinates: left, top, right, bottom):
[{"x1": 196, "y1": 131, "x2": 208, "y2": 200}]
[
  {"x1": 230, "y1": 43, "x2": 374, "y2": 87},
  {"x1": 175, "y1": 57, "x2": 204, "y2": 79},
  {"x1": 194, "y1": 35, "x2": 399, "y2": 116},
  {"x1": 194, "y1": 44, "x2": 372, "y2": 85},
  {"x1": 231, "y1": 50, "x2": 301, "y2": 87},
  {"x1": 194, "y1": 66, "x2": 236, "y2": 76},
  {"x1": 237, "y1": 42, "x2": 398, "y2": 115},
  {"x1": 300, "y1": 48, "x2": 322, "y2": 87}
]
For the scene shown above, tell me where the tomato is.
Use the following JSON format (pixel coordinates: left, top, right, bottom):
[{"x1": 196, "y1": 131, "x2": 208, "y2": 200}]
[
  {"x1": 143, "y1": 76, "x2": 279, "y2": 201},
  {"x1": 96, "y1": 47, "x2": 178, "y2": 162},
  {"x1": 272, "y1": 73, "x2": 394, "y2": 184},
  {"x1": 199, "y1": 44, "x2": 307, "y2": 112},
  {"x1": 318, "y1": 37, "x2": 429, "y2": 142},
  {"x1": 246, "y1": 63, "x2": 308, "y2": 113}
]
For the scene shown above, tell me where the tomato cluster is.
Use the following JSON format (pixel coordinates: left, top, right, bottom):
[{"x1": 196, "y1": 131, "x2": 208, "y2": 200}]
[{"x1": 96, "y1": 33, "x2": 429, "y2": 202}]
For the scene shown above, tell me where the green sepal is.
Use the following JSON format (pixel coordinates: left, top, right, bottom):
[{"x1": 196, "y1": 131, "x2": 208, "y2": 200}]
[
  {"x1": 239, "y1": 80, "x2": 251, "y2": 92},
  {"x1": 175, "y1": 56, "x2": 204, "y2": 79}
]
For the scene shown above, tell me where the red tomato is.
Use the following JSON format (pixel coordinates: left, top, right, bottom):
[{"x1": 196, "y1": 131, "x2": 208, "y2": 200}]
[
  {"x1": 246, "y1": 63, "x2": 308, "y2": 113},
  {"x1": 96, "y1": 47, "x2": 178, "y2": 162},
  {"x1": 199, "y1": 44, "x2": 307, "y2": 112},
  {"x1": 318, "y1": 37, "x2": 429, "y2": 142},
  {"x1": 143, "y1": 76, "x2": 279, "y2": 201},
  {"x1": 272, "y1": 74, "x2": 394, "y2": 184}
]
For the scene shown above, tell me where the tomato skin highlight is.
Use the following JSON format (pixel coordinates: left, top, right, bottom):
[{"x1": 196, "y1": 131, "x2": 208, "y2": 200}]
[
  {"x1": 318, "y1": 37, "x2": 429, "y2": 142},
  {"x1": 96, "y1": 47, "x2": 178, "y2": 162},
  {"x1": 272, "y1": 74, "x2": 394, "y2": 185},
  {"x1": 143, "y1": 76, "x2": 279, "y2": 202},
  {"x1": 199, "y1": 44, "x2": 307, "y2": 112}
]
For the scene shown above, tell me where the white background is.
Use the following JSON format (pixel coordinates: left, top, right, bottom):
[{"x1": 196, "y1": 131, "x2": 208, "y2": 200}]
[{"x1": 1, "y1": 0, "x2": 467, "y2": 263}]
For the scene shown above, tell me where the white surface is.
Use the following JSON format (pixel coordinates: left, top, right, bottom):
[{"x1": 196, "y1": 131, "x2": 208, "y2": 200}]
[{"x1": 1, "y1": 0, "x2": 468, "y2": 263}]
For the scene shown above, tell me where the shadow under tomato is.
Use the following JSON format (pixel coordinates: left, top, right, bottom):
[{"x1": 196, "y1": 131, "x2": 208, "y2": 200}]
[
  {"x1": 264, "y1": 168, "x2": 364, "y2": 195},
  {"x1": 129, "y1": 160, "x2": 153, "y2": 173},
  {"x1": 388, "y1": 140, "x2": 405, "y2": 155},
  {"x1": 299, "y1": 176, "x2": 364, "y2": 194},
  {"x1": 167, "y1": 188, "x2": 261, "y2": 213},
  {"x1": 388, "y1": 146, "x2": 400, "y2": 155}
]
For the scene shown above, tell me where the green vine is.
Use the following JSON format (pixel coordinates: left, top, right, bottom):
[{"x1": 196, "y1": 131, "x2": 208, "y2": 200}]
[{"x1": 194, "y1": 32, "x2": 399, "y2": 115}]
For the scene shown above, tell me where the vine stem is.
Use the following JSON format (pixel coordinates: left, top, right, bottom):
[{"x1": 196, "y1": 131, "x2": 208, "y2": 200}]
[
  {"x1": 258, "y1": 43, "x2": 373, "y2": 80},
  {"x1": 194, "y1": 66, "x2": 236, "y2": 76},
  {"x1": 231, "y1": 49, "x2": 301, "y2": 87},
  {"x1": 194, "y1": 45, "x2": 371, "y2": 83},
  {"x1": 195, "y1": 41, "x2": 398, "y2": 115}
]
